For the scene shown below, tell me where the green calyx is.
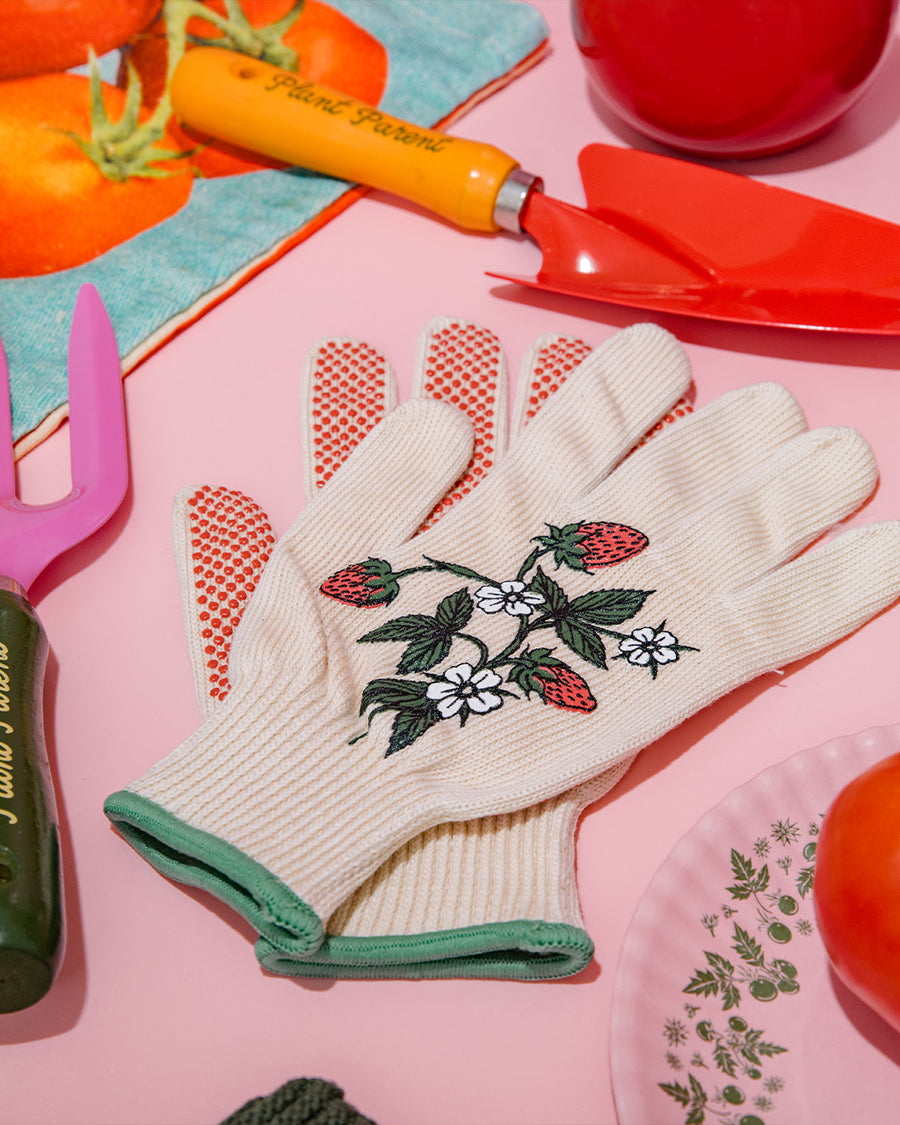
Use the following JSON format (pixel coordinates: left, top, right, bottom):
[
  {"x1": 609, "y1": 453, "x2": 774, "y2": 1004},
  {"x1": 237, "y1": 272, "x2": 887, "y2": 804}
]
[
  {"x1": 531, "y1": 522, "x2": 588, "y2": 571},
  {"x1": 506, "y1": 646, "x2": 562, "y2": 696},
  {"x1": 61, "y1": 51, "x2": 189, "y2": 182},
  {"x1": 172, "y1": 0, "x2": 305, "y2": 70}
]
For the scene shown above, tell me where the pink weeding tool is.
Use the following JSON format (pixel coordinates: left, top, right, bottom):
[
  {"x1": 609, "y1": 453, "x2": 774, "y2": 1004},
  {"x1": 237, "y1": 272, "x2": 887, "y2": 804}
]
[{"x1": 0, "y1": 284, "x2": 127, "y2": 1013}]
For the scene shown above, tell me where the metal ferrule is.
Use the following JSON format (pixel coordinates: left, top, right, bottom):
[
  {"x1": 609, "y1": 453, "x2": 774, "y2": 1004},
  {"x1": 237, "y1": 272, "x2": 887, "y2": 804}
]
[
  {"x1": 0, "y1": 576, "x2": 26, "y2": 598},
  {"x1": 493, "y1": 168, "x2": 543, "y2": 233}
]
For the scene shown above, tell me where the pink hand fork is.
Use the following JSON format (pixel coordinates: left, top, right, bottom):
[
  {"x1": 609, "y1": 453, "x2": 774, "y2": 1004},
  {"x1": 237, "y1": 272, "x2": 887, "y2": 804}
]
[{"x1": 0, "y1": 284, "x2": 127, "y2": 1013}]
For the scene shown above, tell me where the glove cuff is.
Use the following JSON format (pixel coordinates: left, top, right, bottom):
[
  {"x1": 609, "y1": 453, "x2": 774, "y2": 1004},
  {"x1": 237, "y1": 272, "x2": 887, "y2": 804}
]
[
  {"x1": 103, "y1": 790, "x2": 323, "y2": 955},
  {"x1": 255, "y1": 919, "x2": 594, "y2": 981}
]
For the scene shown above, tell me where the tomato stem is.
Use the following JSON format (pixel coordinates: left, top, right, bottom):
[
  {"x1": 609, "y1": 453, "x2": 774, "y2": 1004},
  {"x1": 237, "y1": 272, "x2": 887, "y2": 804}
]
[
  {"x1": 165, "y1": 0, "x2": 304, "y2": 71},
  {"x1": 60, "y1": 49, "x2": 190, "y2": 182}
]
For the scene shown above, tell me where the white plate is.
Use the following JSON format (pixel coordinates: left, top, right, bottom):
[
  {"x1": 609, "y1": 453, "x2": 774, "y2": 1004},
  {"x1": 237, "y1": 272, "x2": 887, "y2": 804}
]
[{"x1": 611, "y1": 725, "x2": 900, "y2": 1125}]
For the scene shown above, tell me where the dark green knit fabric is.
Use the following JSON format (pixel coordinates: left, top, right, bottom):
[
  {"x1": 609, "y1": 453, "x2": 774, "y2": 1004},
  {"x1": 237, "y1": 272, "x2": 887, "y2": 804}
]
[{"x1": 219, "y1": 1078, "x2": 376, "y2": 1125}]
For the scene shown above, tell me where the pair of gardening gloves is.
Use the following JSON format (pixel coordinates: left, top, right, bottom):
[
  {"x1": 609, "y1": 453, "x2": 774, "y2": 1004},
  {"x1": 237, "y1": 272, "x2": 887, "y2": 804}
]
[{"x1": 105, "y1": 319, "x2": 900, "y2": 980}]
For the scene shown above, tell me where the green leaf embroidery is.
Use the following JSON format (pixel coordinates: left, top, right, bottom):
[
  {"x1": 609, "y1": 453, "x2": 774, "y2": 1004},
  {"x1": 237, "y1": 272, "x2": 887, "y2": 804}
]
[
  {"x1": 386, "y1": 707, "x2": 441, "y2": 756},
  {"x1": 358, "y1": 596, "x2": 472, "y2": 674},
  {"x1": 530, "y1": 567, "x2": 568, "y2": 615},
  {"x1": 556, "y1": 615, "x2": 608, "y2": 668},
  {"x1": 359, "y1": 677, "x2": 432, "y2": 715},
  {"x1": 434, "y1": 588, "x2": 474, "y2": 633},
  {"x1": 338, "y1": 522, "x2": 696, "y2": 753},
  {"x1": 567, "y1": 588, "x2": 652, "y2": 625},
  {"x1": 396, "y1": 635, "x2": 453, "y2": 675},
  {"x1": 358, "y1": 614, "x2": 439, "y2": 645},
  {"x1": 424, "y1": 557, "x2": 494, "y2": 584},
  {"x1": 357, "y1": 679, "x2": 441, "y2": 757},
  {"x1": 796, "y1": 864, "x2": 815, "y2": 898}
]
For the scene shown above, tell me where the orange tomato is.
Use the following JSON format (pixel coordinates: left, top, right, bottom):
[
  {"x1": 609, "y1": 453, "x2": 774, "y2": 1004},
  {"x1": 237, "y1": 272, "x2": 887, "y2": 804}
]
[
  {"x1": 125, "y1": 0, "x2": 388, "y2": 176},
  {"x1": 0, "y1": 0, "x2": 162, "y2": 79},
  {"x1": 0, "y1": 74, "x2": 194, "y2": 277}
]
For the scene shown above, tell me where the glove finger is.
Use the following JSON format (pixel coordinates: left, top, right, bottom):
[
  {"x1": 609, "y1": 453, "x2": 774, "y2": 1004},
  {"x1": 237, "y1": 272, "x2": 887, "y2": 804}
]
[
  {"x1": 411, "y1": 318, "x2": 508, "y2": 529},
  {"x1": 288, "y1": 397, "x2": 474, "y2": 579},
  {"x1": 512, "y1": 333, "x2": 592, "y2": 435},
  {"x1": 513, "y1": 331, "x2": 693, "y2": 445},
  {"x1": 728, "y1": 521, "x2": 900, "y2": 667},
  {"x1": 183, "y1": 329, "x2": 501, "y2": 712},
  {"x1": 659, "y1": 426, "x2": 878, "y2": 589},
  {"x1": 581, "y1": 381, "x2": 807, "y2": 536},
  {"x1": 173, "y1": 486, "x2": 277, "y2": 717},
  {"x1": 179, "y1": 401, "x2": 472, "y2": 700},
  {"x1": 301, "y1": 338, "x2": 396, "y2": 500},
  {"x1": 426, "y1": 322, "x2": 692, "y2": 542}
]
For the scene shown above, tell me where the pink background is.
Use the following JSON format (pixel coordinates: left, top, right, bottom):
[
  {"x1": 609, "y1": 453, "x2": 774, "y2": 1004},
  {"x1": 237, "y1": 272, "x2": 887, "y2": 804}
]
[{"x1": 6, "y1": 1, "x2": 900, "y2": 1121}]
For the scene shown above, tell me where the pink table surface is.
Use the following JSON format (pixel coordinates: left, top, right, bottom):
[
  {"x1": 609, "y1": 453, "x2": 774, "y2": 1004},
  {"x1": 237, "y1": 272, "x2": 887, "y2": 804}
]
[{"x1": 6, "y1": 2, "x2": 900, "y2": 1122}]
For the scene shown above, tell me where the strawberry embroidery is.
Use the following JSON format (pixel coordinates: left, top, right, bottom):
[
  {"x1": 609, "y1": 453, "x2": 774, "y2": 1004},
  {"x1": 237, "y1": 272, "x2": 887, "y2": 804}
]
[
  {"x1": 320, "y1": 558, "x2": 400, "y2": 607},
  {"x1": 542, "y1": 667, "x2": 597, "y2": 713},
  {"x1": 532, "y1": 521, "x2": 649, "y2": 571},
  {"x1": 508, "y1": 648, "x2": 597, "y2": 713},
  {"x1": 327, "y1": 521, "x2": 697, "y2": 755}
]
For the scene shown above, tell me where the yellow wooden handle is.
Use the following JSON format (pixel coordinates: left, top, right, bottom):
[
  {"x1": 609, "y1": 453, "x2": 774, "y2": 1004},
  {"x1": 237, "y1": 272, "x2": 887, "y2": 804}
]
[{"x1": 170, "y1": 47, "x2": 527, "y2": 233}]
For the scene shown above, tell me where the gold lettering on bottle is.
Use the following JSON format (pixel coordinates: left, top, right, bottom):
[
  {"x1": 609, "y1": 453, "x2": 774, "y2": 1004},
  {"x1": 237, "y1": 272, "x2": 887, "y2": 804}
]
[
  {"x1": 0, "y1": 642, "x2": 8, "y2": 713},
  {"x1": 0, "y1": 649, "x2": 13, "y2": 812}
]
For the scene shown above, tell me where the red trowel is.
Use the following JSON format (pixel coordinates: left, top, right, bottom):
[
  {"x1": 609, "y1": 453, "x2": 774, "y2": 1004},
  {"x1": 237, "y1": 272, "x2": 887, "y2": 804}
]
[{"x1": 171, "y1": 46, "x2": 900, "y2": 335}]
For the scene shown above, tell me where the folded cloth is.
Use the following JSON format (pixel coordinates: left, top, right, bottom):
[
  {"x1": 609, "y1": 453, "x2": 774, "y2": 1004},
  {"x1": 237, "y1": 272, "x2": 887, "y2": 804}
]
[{"x1": 0, "y1": 0, "x2": 547, "y2": 454}]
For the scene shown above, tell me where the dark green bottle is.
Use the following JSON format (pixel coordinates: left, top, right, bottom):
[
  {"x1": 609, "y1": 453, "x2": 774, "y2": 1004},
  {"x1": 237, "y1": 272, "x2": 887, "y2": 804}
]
[{"x1": 0, "y1": 584, "x2": 63, "y2": 1013}]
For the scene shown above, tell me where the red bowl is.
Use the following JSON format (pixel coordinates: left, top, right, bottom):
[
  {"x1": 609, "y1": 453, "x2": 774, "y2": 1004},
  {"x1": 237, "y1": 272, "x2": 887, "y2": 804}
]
[{"x1": 572, "y1": 0, "x2": 898, "y2": 157}]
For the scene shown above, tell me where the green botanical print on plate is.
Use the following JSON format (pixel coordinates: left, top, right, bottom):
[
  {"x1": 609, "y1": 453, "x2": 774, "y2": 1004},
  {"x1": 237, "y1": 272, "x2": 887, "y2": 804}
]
[
  {"x1": 321, "y1": 521, "x2": 698, "y2": 755},
  {"x1": 658, "y1": 814, "x2": 823, "y2": 1123}
]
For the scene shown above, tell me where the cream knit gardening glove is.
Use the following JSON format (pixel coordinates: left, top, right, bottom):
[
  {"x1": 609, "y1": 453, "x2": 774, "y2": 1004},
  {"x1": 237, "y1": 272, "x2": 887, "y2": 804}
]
[
  {"x1": 101, "y1": 319, "x2": 688, "y2": 958},
  {"x1": 105, "y1": 322, "x2": 900, "y2": 960},
  {"x1": 172, "y1": 323, "x2": 691, "y2": 979}
]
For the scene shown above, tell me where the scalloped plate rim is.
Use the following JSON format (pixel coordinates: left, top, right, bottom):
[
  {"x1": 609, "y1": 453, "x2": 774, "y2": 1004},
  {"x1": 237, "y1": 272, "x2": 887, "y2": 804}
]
[{"x1": 610, "y1": 722, "x2": 900, "y2": 1125}]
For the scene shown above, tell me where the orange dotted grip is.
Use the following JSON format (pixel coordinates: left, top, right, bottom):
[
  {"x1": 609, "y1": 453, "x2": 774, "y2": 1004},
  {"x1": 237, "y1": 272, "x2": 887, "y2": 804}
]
[
  {"x1": 170, "y1": 47, "x2": 521, "y2": 232},
  {"x1": 187, "y1": 486, "x2": 276, "y2": 703},
  {"x1": 417, "y1": 322, "x2": 504, "y2": 528}
]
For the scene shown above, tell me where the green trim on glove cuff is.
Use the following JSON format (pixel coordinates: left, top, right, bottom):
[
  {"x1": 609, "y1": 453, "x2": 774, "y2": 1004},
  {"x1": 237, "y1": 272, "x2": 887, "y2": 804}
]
[
  {"x1": 103, "y1": 790, "x2": 323, "y2": 956},
  {"x1": 255, "y1": 919, "x2": 594, "y2": 981}
]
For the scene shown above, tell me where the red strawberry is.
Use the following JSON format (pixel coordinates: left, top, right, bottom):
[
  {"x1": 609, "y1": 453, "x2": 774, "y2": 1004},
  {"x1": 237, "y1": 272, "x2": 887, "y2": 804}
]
[
  {"x1": 508, "y1": 648, "x2": 598, "y2": 713},
  {"x1": 320, "y1": 558, "x2": 399, "y2": 607},
  {"x1": 534, "y1": 520, "x2": 648, "y2": 571},
  {"x1": 539, "y1": 666, "x2": 597, "y2": 713},
  {"x1": 577, "y1": 521, "x2": 648, "y2": 568}
]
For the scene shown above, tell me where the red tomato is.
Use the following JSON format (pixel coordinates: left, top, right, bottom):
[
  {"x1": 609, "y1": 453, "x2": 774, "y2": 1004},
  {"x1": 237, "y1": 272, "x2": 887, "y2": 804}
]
[
  {"x1": 125, "y1": 0, "x2": 388, "y2": 176},
  {"x1": 571, "y1": 0, "x2": 897, "y2": 157},
  {"x1": 813, "y1": 749, "x2": 900, "y2": 1034},
  {"x1": 0, "y1": 0, "x2": 162, "y2": 80},
  {"x1": 0, "y1": 73, "x2": 193, "y2": 277}
]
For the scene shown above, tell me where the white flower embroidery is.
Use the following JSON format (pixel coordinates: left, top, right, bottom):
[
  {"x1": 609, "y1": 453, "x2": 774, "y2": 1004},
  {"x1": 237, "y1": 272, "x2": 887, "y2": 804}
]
[
  {"x1": 475, "y1": 580, "x2": 544, "y2": 617},
  {"x1": 619, "y1": 626, "x2": 680, "y2": 667},
  {"x1": 426, "y1": 663, "x2": 504, "y2": 718}
]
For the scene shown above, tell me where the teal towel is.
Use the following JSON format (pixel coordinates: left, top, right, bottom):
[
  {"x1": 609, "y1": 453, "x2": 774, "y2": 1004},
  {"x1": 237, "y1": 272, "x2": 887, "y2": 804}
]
[{"x1": 0, "y1": 0, "x2": 547, "y2": 451}]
